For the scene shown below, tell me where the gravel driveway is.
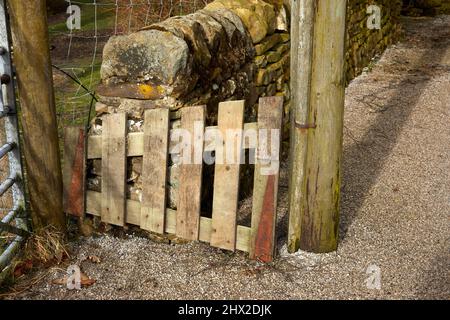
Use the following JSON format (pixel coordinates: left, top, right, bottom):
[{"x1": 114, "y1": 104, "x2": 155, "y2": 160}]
[{"x1": 3, "y1": 15, "x2": 450, "y2": 300}]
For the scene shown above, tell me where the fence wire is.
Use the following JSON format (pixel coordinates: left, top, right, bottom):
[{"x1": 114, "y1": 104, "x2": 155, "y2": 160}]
[{"x1": 50, "y1": 0, "x2": 212, "y2": 143}]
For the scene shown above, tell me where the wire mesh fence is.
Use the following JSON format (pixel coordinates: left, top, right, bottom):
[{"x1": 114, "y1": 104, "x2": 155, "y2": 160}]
[{"x1": 49, "y1": 0, "x2": 212, "y2": 144}]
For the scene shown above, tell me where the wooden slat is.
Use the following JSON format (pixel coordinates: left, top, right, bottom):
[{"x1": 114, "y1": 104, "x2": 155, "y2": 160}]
[
  {"x1": 88, "y1": 190, "x2": 141, "y2": 226},
  {"x1": 87, "y1": 123, "x2": 258, "y2": 159},
  {"x1": 85, "y1": 190, "x2": 251, "y2": 252},
  {"x1": 140, "y1": 108, "x2": 170, "y2": 233},
  {"x1": 210, "y1": 100, "x2": 245, "y2": 251},
  {"x1": 250, "y1": 96, "x2": 284, "y2": 262},
  {"x1": 101, "y1": 113, "x2": 127, "y2": 226},
  {"x1": 176, "y1": 105, "x2": 205, "y2": 240},
  {"x1": 63, "y1": 126, "x2": 85, "y2": 217}
]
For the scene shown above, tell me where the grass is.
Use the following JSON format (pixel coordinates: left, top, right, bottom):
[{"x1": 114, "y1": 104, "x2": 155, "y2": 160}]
[
  {"x1": 47, "y1": 2, "x2": 107, "y2": 156},
  {"x1": 48, "y1": 0, "x2": 110, "y2": 136},
  {"x1": 24, "y1": 226, "x2": 69, "y2": 265},
  {"x1": 53, "y1": 58, "x2": 101, "y2": 142},
  {"x1": 48, "y1": 0, "x2": 115, "y2": 35}
]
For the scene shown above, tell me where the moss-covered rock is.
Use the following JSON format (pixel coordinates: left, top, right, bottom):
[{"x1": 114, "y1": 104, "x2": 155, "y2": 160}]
[
  {"x1": 205, "y1": 0, "x2": 276, "y2": 43},
  {"x1": 101, "y1": 30, "x2": 193, "y2": 96}
]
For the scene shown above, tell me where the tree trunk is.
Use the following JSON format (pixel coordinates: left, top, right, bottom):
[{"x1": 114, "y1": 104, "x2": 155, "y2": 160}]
[{"x1": 8, "y1": 0, "x2": 66, "y2": 232}]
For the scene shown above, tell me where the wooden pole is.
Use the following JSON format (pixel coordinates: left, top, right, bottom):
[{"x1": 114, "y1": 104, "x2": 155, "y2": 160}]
[
  {"x1": 287, "y1": 0, "x2": 316, "y2": 253},
  {"x1": 288, "y1": 0, "x2": 347, "y2": 253},
  {"x1": 8, "y1": 0, "x2": 66, "y2": 231}
]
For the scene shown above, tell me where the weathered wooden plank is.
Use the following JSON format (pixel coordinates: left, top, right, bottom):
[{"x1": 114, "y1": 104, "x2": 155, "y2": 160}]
[
  {"x1": 176, "y1": 105, "x2": 205, "y2": 240},
  {"x1": 101, "y1": 113, "x2": 127, "y2": 226},
  {"x1": 140, "y1": 108, "x2": 169, "y2": 233},
  {"x1": 86, "y1": 190, "x2": 251, "y2": 252},
  {"x1": 88, "y1": 190, "x2": 140, "y2": 226},
  {"x1": 87, "y1": 123, "x2": 258, "y2": 159},
  {"x1": 250, "y1": 96, "x2": 283, "y2": 262},
  {"x1": 210, "y1": 100, "x2": 245, "y2": 251},
  {"x1": 63, "y1": 127, "x2": 85, "y2": 217}
]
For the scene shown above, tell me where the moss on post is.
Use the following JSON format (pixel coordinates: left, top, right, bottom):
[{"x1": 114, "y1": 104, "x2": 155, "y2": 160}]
[
  {"x1": 9, "y1": 0, "x2": 66, "y2": 232},
  {"x1": 288, "y1": 0, "x2": 347, "y2": 253}
]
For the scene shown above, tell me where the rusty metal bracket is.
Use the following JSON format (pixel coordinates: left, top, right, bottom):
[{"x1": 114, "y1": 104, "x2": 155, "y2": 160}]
[{"x1": 294, "y1": 121, "x2": 317, "y2": 130}]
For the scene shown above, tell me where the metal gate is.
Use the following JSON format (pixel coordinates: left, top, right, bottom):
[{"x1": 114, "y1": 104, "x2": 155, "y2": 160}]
[{"x1": 0, "y1": 0, "x2": 28, "y2": 284}]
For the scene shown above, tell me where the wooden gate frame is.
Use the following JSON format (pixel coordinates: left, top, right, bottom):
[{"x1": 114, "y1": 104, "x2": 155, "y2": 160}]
[{"x1": 64, "y1": 97, "x2": 283, "y2": 262}]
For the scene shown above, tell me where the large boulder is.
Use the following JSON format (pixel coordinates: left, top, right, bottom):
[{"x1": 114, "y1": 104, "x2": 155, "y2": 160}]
[{"x1": 100, "y1": 29, "x2": 194, "y2": 97}]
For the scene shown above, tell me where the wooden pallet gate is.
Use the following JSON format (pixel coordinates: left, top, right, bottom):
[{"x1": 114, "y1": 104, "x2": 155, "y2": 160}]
[{"x1": 64, "y1": 97, "x2": 283, "y2": 262}]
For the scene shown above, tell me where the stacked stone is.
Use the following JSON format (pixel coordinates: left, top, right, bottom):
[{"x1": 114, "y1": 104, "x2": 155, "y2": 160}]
[
  {"x1": 254, "y1": 32, "x2": 290, "y2": 106},
  {"x1": 203, "y1": 0, "x2": 290, "y2": 121},
  {"x1": 402, "y1": 0, "x2": 450, "y2": 16},
  {"x1": 345, "y1": 0, "x2": 403, "y2": 82},
  {"x1": 252, "y1": 32, "x2": 290, "y2": 153},
  {"x1": 89, "y1": 0, "x2": 289, "y2": 210}
]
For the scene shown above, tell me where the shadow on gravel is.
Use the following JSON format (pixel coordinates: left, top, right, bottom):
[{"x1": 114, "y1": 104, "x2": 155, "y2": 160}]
[
  {"x1": 339, "y1": 17, "x2": 450, "y2": 240},
  {"x1": 274, "y1": 18, "x2": 450, "y2": 250}
]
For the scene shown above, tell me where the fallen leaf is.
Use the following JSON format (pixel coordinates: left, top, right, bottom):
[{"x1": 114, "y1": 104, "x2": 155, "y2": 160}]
[
  {"x1": 13, "y1": 260, "x2": 33, "y2": 278},
  {"x1": 52, "y1": 270, "x2": 96, "y2": 288},
  {"x1": 80, "y1": 273, "x2": 96, "y2": 287},
  {"x1": 241, "y1": 266, "x2": 264, "y2": 277},
  {"x1": 86, "y1": 255, "x2": 101, "y2": 264}
]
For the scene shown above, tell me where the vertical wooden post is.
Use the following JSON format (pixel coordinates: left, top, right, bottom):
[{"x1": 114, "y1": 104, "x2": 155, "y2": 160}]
[
  {"x1": 287, "y1": 0, "x2": 316, "y2": 253},
  {"x1": 288, "y1": 0, "x2": 347, "y2": 253},
  {"x1": 8, "y1": 0, "x2": 66, "y2": 231}
]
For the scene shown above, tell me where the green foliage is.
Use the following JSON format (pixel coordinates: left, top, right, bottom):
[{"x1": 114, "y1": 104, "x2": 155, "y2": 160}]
[{"x1": 53, "y1": 58, "x2": 101, "y2": 141}]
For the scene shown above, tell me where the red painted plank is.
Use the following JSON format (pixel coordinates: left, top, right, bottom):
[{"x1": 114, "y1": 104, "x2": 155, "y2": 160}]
[{"x1": 63, "y1": 127, "x2": 85, "y2": 217}]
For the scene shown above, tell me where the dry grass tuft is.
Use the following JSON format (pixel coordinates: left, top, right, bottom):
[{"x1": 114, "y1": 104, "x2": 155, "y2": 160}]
[
  {"x1": 24, "y1": 226, "x2": 70, "y2": 266},
  {"x1": 0, "y1": 227, "x2": 70, "y2": 297}
]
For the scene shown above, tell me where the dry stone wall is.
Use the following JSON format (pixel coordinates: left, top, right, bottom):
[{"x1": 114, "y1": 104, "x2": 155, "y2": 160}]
[
  {"x1": 402, "y1": 0, "x2": 450, "y2": 16},
  {"x1": 346, "y1": 0, "x2": 403, "y2": 81},
  {"x1": 89, "y1": 0, "x2": 404, "y2": 211}
]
